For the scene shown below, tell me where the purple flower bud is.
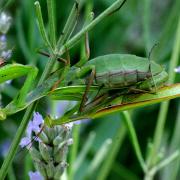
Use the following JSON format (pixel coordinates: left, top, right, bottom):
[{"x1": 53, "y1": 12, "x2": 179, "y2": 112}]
[
  {"x1": 28, "y1": 171, "x2": 43, "y2": 180},
  {"x1": 19, "y1": 137, "x2": 32, "y2": 148},
  {"x1": 20, "y1": 112, "x2": 44, "y2": 148},
  {"x1": 174, "y1": 66, "x2": 180, "y2": 73},
  {"x1": 1, "y1": 50, "x2": 12, "y2": 59},
  {"x1": 26, "y1": 112, "x2": 44, "y2": 137},
  {"x1": 0, "y1": 35, "x2": 6, "y2": 42},
  {"x1": 33, "y1": 112, "x2": 44, "y2": 126}
]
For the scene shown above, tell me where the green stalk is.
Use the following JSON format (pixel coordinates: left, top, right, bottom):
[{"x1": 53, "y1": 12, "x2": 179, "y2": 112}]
[
  {"x1": 7, "y1": 165, "x2": 16, "y2": 180},
  {"x1": 0, "y1": 103, "x2": 35, "y2": 179},
  {"x1": 147, "y1": 16, "x2": 180, "y2": 168},
  {"x1": 68, "y1": 124, "x2": 81, "y2": 180},
  {"x1": 97, "y1": 117, "x2": 126, "y2": 180},
  {"x1": 34, "y1": 1, "x2": 53, "y2": 51},
  {"x1": 122, "y1": 111, "x2": 147, "y2": 172},
  {"x1": 162, "y1": 102, "x2": 180, "y2": 180},
  {"x1": 58, "y1": 0, "x2": 126, "y2": 55},
  {"x1": 57, "y1": 1, "x2": 80, "y2": 49},
  {"x1": 47, "y1": 0, "x2": 56, "y2": 48}
]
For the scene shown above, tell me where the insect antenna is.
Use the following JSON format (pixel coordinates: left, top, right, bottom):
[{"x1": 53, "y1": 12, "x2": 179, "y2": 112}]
[{"x1": 148, "y1": 43, "x2": 158, "y2": 92}]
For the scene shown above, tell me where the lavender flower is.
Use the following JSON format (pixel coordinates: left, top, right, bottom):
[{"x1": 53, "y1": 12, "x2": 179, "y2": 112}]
[
  {"x1": 0, "y1": 35, "x2": 7, "y2": 50},
  {"x1": 26, "y1": 112, "x2": 44, "y2": 137},
  {"x1": 0, "y1": 35, "x2": 6, "y2": 42},
  {"x1": 20, "y1": 112, "x2": 44, "y2": 148},
  {"x1": 174, "y1": 66, "x2": 180, "y2": 73},
  {"x1": 28, "y1": 171, "x2": 43, "y2": 180},
  {"x1": 19, "y1": 137, "x2": 32, "y2": 148},
  {"x1": 1, "y1": 49, "x2": 12, "y2": 59},
  {"x1": 20, "y1": 112, "x2": 73, "y2": 179}
]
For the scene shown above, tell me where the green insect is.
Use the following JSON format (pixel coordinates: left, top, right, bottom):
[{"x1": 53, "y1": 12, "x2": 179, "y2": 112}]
[
  {"x1": 42, "y1": 53, "x2": 169, "y2": 126},
  {"x1": 61, "y1": 54, "x2": 168, "y2": 113},
  {"x1": 0, "y1": 52, "x2": 168, "y2": 121}
]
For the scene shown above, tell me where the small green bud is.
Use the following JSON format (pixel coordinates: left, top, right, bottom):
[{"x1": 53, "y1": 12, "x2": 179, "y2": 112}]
[
  {"x1": 53, "y1": 136, "x2": 62, "y2": 146},
  {"x1": 54, "y1": 162, "x2": 68, "y2": 179},
  {"x1": 34, "y1": 161, "x2": 47, "y2": 178},
  {"x1": 39, "y1": 142, "x2": 52, "y2": 161},
  {"x1": 38, "y1": 131, "x2": 49, "y2": 144},
  {"x1": 29, "y1": 146, "x2": 42, "y2": 161},
  {"x1": 54, "y1": 145, "x2": 68, "y2": 163},
  {"x1": 45, "y1": 161, "x2": 54, "y2": 179},
  {"x1": 43, "y1": 126, "x2": 56, "y2": 142}
]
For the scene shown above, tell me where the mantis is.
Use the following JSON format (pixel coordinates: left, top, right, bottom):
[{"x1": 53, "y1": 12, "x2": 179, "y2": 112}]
[{"x1": 0, "y1": 62, "x2": 38, "y2": 120}]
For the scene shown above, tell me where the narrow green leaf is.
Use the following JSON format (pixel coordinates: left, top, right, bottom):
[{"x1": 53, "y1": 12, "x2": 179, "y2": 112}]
[{"x1": 92, "y1": 84, "x2": 180, "y2": 120}]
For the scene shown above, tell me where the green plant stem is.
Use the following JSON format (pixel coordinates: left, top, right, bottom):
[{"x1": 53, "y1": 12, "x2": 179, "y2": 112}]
[
  {"x1": 86, "y1": 139, "x2": 112, "y2": 178},
  {"x1": 74, "y1": 132, "x2": 96, "y2": 172},
  {"x1": 162, "y1": 102, "x2": 180, "y2": 180},
  {"x1": 58, "y1": 0, "x2": 126, "y2": 55},
  {"x1": 7, "y1": 165, "x2": 16, "y2": 180},
  {"x1": 57, "y1": 1, "x2": 80, "y2": 49},
  {"x1": 97, "y1": 117, "x2": 126, "y2": 180},
  {"x1": 0, "y1": 104, "x2": 35, "y2": 179},
  {"x1": 68, "y1": 124, "x2": 81, "y2": 180},
  {"x1": 34, "y1": 1, "x2": 53, "y2": 51},
  {"x1": 47, "y1": 0, "x2": 56, "y2": 48},
  {"x1": 122, "y1": 111, "x2": 147, "y2": 172},
  {"x1": 144, "y1": 151, "x2": 180, "y2": 180},
  {"x1": 147, "y1": 16, "x2": 180, "y2": 169},
  {"x1": 150, "y1": 150, "x2": 179, "y2": 176}
]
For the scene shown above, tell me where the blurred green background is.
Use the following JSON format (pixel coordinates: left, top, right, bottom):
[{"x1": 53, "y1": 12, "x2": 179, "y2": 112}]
[{"x1": 0, "y1": 0, "x2": 179, "y2": 179}]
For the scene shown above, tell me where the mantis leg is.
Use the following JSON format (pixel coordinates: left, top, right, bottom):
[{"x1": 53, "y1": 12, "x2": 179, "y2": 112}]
[{"x1": 0, "y1": 64, "x2": 38, "y2": 120}]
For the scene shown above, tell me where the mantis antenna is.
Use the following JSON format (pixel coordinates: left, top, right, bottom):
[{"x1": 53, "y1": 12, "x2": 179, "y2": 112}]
[{"x1": 148, "y1": 43, "x2": 158, "y2": 91}]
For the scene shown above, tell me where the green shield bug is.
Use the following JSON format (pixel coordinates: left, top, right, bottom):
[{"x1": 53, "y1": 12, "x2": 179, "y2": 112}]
[{"x1": 64, "y1": 54, "x2": 168, "y2": 112}]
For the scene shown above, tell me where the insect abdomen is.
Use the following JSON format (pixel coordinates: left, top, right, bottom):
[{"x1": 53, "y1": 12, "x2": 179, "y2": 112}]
[{"x1": 95, "y1": 70, "x2": 151, "y2": 88}]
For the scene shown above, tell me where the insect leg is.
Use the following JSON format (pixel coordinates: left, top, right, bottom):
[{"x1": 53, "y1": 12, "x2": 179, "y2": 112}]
[
  {"x1": 79, "y1": 68, "x2": 96, "y2": 112},
  {"x1": 128, "y1": 87, "x2": 152, "y2": 94},
  {"x1": 82, "y1": 93, "x2": 109, "y2": 113}
]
